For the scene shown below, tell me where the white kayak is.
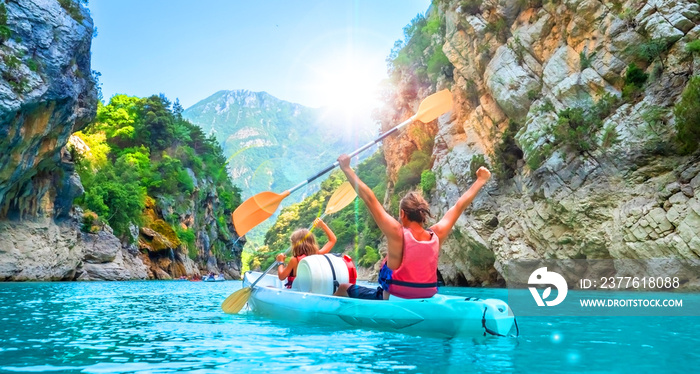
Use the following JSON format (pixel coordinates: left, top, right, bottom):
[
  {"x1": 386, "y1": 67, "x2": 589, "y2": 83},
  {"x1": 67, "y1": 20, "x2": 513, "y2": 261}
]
[
  {"x1": 203, "y1": 275, "x2": 226, "y2": 282},
  {"x1": 242, "y1": 271, "x2": 518, "y2": 339}
]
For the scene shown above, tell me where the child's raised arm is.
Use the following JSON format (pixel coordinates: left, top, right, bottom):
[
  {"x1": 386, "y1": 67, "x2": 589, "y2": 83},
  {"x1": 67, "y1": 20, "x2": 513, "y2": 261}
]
[
  {"x1": 316, "y1": 218, "x2": 336, "y2": 254},
  {"x1": 430, "y1": 167, "x2": 491, "y2": 244}
]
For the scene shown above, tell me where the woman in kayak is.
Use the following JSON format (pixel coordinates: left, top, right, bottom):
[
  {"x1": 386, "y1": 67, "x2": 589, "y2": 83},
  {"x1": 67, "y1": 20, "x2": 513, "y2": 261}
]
[
  {"x1": 276, "y1": 217, "x2": 336, "y2": 288},
  {"x1": 334, "y1": 154, "x2": 491, "y2": 300}
]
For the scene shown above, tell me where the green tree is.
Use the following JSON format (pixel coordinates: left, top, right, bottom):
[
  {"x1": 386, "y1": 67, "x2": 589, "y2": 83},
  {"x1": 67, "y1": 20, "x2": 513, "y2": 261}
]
[
  {"x1": 674, "y1": 76, "x2": 700, "y2": 154},
  {"x1": 395, "y1": 150, "x2": 431, "y2": 192},
  {"x1": 79, "y1": 162, "x2": 146, "y2": 238},
  {"x1": 420, "y1": 170, "x2": 436, "y2": 194},
  {"x1": 75, "y1": 93, "x2": 243, "y2": 259},
  {"x1": 492, "y1": 121, "x2": 523, "y2": 179}
]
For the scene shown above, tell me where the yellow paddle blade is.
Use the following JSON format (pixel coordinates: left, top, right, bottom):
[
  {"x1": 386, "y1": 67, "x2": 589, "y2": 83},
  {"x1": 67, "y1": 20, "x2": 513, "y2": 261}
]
[
  {"x1": 233, "y1": 190, "x2": 291, "y2": 236},
  {"x1": 415, "y1": 89, "x2": 453, "y2": 123},
  {"x1": 324, "y1": 181, "x2": 357, "y2": 215},
  {"x1": 221, "y1": 286, "x2": 252, "y2": 314}
]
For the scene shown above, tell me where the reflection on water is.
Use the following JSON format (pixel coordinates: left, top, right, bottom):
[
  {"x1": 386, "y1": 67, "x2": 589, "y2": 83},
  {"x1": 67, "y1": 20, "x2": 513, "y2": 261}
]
[{"x1": 0, "y1": 281, "x2": 698, "y2": 373}]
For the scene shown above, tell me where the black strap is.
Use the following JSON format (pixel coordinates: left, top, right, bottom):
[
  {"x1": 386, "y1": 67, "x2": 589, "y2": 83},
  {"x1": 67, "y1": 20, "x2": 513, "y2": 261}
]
[
  {"x1": 321, "y1": 254, "x2": 339, "y2": 294},
  {"x1": 481, "y1": 307, "x2": 520, "y2": 338},
  {"x1": 481, "y1": 307, "x2": 504, "y2": 337},
  {"x1": 385, "y1": 279, "x2": 438, "y2": 288},
  {"x1": 289, "y1": 256, "x2": 303, "y2": 277}
]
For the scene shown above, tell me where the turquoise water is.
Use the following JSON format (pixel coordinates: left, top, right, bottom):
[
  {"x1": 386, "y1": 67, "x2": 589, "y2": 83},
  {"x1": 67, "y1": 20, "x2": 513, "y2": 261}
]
[{"x1": 0, "y1": 281, "x2": 698, "y2": 373}]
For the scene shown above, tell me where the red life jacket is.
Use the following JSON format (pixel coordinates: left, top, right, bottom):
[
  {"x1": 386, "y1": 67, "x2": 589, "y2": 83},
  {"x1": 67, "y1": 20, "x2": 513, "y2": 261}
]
[
  {"x1": 388, "y1": 227, "x2": 439, "y2": 298},
  {"x1": 285, "y1": 255, "x2": 306, "y2": 289}
]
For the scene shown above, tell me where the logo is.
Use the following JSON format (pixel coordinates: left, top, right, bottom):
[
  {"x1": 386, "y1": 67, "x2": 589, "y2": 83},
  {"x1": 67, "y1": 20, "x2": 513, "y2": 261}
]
[{"x1": 528, "y1": 267, "x2": 568, "y2": 306}]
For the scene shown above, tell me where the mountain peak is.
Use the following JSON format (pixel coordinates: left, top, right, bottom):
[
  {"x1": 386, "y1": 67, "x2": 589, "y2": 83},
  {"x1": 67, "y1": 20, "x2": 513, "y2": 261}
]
[
  {"x1": 183, "y1": 90, "x2": 371, "y2": 197},
  {"x1": 190, "y1": 89, "x2": 304, "y2": 115}
]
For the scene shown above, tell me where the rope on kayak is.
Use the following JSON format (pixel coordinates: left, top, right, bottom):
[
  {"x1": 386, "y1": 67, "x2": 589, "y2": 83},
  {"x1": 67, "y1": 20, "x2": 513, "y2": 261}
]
[
  {"x1": 481, "y1": 307, "x2": 520, "y2": 338},
  {"x1": 481, "y1": 307, "x2": 503, "y2": 337},
  {"x1": 322, "y1": 254, "x2": 340, "y2": 294}
]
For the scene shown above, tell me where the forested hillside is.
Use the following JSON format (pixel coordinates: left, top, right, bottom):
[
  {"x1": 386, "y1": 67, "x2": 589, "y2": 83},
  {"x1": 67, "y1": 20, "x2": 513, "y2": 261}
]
[{"x1": 71, "y1": 94, "x2": 244, "y2": 278}]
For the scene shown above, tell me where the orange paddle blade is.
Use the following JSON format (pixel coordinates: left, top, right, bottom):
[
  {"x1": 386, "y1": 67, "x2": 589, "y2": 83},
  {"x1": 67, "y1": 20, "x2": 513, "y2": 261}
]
[
  {"x1": 232, "y1": 190, "x2": 290, "y2": 236},
  {"x1": 415, "y1": 89, "x2": 453, "y2": 123}
]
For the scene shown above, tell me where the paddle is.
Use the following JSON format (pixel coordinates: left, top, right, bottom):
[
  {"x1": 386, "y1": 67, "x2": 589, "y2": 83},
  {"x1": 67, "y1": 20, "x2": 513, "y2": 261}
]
[
  {"x1": 221, "y1": 181, "x2": 357, "y2": 314},
  {"x1": 232, "y1": 89, "x2": 453, "y2": 237}
]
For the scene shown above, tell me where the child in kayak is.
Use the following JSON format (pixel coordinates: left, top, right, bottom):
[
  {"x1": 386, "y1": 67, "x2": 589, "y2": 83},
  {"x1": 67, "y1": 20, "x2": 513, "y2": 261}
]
[
  {"x1": 333, "y1": 154, "x2": 491, "y2": 300},
  {"x1": 276, "y1": 217, "x2": 336, "y2": 288}
]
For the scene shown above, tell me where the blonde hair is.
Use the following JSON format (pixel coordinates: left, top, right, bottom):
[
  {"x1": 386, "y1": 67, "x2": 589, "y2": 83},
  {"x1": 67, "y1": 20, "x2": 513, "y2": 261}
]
[
  {"x1": 290, "y1": 228, "x2": 320, "y2": 257},
  {"x1": 400, "y1": 191, "x2": 432, "y2": 224}
]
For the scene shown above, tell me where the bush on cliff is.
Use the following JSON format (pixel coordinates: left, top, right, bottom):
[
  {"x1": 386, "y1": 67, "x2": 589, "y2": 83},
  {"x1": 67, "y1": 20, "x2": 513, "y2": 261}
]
[
  {"x1": 79, "y1": 161, "x2": 146, "y2": 237},
  {"x1": 81, "y1": 210, "x2": 103, "y2": 233},
  {"x1": 395, "y1": 150, "x2": 431, "y2": 192},
  {"x1": 687, "y1": 40, "x2": 700, "y2": 54},
  {"x1": 459, "y1": 0, "x2": 483, "y2": 15},
  {"x1": 622, "y1": 63, "x2": 648, "y2": 99},
  {"x1": 58, "y1": 0, "x2": 88, "y2": 23},
  {"x1": 468, "y1": 154, "x2": 489, "y2": 179},
  {"x1": 420, "y1": 170, "x2": 437, "y2": 194},
  {"x1": 674, "y1": 76, "x2": 700, "y2": 155},
  {"x1": 0, "y1": 2, "x2": 11, "y2": 42},
  {"x1": 492, "y1": 121, "x2": 523, "y2": 179}
]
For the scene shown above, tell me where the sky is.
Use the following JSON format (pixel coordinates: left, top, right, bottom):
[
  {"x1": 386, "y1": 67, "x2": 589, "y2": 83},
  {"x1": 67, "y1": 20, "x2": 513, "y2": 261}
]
[{"x1": 88, "y1": 0, "x2": 432, "y2": 112}]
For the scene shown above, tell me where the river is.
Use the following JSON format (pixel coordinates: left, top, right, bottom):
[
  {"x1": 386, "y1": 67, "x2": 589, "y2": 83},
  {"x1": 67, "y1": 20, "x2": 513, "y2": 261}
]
[{"x1": 0, "y1": 281, "x2": 697, "y2": 373}]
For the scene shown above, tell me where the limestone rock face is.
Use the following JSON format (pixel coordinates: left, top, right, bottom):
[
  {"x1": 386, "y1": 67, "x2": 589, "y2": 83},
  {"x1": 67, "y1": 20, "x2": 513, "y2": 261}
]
[
  {"x1": 378, "y1": 0, "x2": 700, "y2": 286},
  {"x1": 82, "y1": 230, "x2": 121, "y2": 263},
  {"x1": 79, "y1": 247, "x2": 149, "y2": 281},
  {"x1": 484, "y1": 44, "x2": 541, "y2": 121},
  {"x1": 0, "y1": 219, "x2": 82, "y2": 280},
  {"x1": 0, "y1": 0, "x2": 96, "y2": 218},
  {"x1": 0, "y1": 215, "x2": 149, "y2": 281}
]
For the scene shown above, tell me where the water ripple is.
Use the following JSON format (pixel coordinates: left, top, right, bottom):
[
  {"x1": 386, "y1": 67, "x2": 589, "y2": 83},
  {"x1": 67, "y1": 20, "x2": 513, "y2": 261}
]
[{"x1": 0, "y1": 282, "x2": 698, "y2": 372}]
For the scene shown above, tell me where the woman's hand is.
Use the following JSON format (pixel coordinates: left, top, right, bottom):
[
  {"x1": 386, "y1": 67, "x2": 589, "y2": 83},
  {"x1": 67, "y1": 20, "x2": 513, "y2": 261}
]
[
  {"x1": 337, "y1": 154, "x2": 351, "y2": 171},
  {"x1": 275, "y1": 253, "x2": 286, "y2": 263},
  {"x1": 475, "y1": 166, "x2": 491, "y2": 182}
]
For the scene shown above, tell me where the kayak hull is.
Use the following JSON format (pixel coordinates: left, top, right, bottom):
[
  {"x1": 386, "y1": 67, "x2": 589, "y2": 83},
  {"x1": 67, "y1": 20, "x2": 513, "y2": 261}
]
[
  {"x1": 243, "y1": 271, "x2": 516, "y2": 338},
  {"x1": 203, "y1": 276, "x2": 226, "y2": 282}
]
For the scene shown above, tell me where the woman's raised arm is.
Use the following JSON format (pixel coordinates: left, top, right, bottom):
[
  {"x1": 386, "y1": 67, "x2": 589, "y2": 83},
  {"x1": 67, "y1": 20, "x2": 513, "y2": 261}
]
[
  {"x1": 430, "y1": 167, "x2": 491, "y2": 244},
  {"x1": 337, "y1": 155, "x2": 404, "y2": 269}
]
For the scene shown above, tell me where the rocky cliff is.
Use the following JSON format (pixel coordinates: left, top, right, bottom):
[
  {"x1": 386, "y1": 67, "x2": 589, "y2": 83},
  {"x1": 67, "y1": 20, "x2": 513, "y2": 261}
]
[
  {"x1": 0, "y1": 1, "x2": 242, "y2": 281},
  {"x1": 0, "y1": 0, "x2": 95, "y2": 218},
  {"x1": 378, "y1": 0, "x2": 700, "y2": 286},
  {"x1": 0, "y1": 0, "x2": 125, "y2": 280}
]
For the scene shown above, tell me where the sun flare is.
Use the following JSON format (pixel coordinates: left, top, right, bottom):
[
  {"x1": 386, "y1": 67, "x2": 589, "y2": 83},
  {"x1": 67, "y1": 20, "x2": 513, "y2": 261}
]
[{"x1": 311, "y1": 56, "x2": 385, "y2": 114}]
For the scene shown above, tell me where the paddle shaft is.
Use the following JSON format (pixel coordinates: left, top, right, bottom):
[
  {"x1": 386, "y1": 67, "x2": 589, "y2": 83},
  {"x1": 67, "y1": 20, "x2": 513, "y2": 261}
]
[
  {"x1": 247, "y1": 211, "x2": 329, "y2": 289},
  {"x1": 286, "y1": 114, "x2": 417, "y2": 195}
]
